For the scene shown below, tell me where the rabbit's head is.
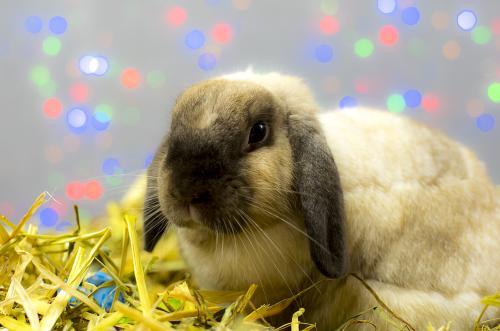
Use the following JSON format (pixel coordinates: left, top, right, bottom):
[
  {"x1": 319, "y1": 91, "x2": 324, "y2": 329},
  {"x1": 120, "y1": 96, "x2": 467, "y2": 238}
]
[{"x1": 144, "y1": 72, "x2": 346, "y2": 278}]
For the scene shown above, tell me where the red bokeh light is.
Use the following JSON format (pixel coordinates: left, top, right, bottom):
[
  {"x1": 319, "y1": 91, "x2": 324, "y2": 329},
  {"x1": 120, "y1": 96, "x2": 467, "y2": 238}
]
[
  {"x1": 69, "y1": 83, "x2": 89, "y2": 103},
  {"x1": 85, "y1": 180, "x2": 103, "y2": 200},
  {"x1": 43, "y1": 98, "x2": 63, "y2": 118},
  {"x1": 121, "y1": 68, "x2": 141, "y2": 89},
  {"x1": 66, "y1": 181, "x2": 85, "y2": 200},
  {"x1": 319, "y1": 16, "x2": 339, "y2": 35},
  {"x1": 422, "y1": 94, "x2": 440, "y2": 112},
  {"x1": 165, "y1": 6, "x2": 187, "y2": 27},
  {"x1": 379, "y1": 25, "x2": 399, "y2": 46},
  {"x1": 491, "y1": 18, "x2": 500, "y2": 36},
  {"x1": 211, "y1": 23, "x2": 233, "y2": 44}
]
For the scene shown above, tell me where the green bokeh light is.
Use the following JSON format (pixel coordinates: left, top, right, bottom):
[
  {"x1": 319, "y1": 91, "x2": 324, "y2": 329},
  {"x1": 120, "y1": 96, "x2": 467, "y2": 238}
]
[
  {"x1": 39, "y1": 80, "x2": 57, "y2": 97},
  {"x1": 321, "y1": 0, "x2": 339, "y2": 15},
  {"x1": 30, "y1": 66, "x2": 51, "y2": 86},
  {"x1": 95, "y1": 104, "x2": 114, "y2": 118},
  {"x1": 471, "y1": 26, "x2": 491, "y2": 45},
  {"x1": 43, "y1": 36, "x2": 61, "y2": 56},
  {"x1": 147, "y1": 71, "x2": 166, "y2": 88},
  {"x1": 408, "y1": 38, "x2": 426, "y2": 57},
  {"x1": 122, "y1": 107, "x2": 141, "y2": 126},
  {"x1": 387, "y1": 94, "x2": 406, "y2": 113},
  {"x1": 488, "y1": 83, "x2": 500, "y2": 103},
  {"x1": 354, "y1": 38, "x2": 374, "y2": 58}
]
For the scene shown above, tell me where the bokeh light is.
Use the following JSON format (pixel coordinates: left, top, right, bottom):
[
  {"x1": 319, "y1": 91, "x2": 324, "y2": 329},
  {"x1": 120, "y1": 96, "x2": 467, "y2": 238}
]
[
  {"x1": 85, "y1": 180, "x2": 104, "y2": 200},
  {"x1": 339, "y1": 96, "x2": 358, "y2": 109},
  {"x1": 69, "y1": 83, "x2": 89, "y2": 102},
  {"x1": 79, "y1": 55, "x2": 109, "y2": 76},
  {"x1": 30, "y1": 66, "x2": 51, "y2": 87},
  {"x1": 66, "y1": 181, "x2": 85, "y2": 200},
  {"x1": 185, "y1": 30, "x2": 205, "y2": 49},
  {"x1": 491, "y1": 19, "x2": 500, "y2": 36},
  {"x1": 457, "y1": 10, "x2": 477, "y2": 31},
  {"x1": 48, "y1": 16, "x2": 68, "y2": 35},
  {"x1": 403, "y1": 89, "x2": 422, "y2": 108},
  {"x1": 198, "y1": 53, "x2": 217, "y2": 71},
  {"x1": 488, "y1": 82, "x2": 500, "y2": 103},
  {"x1": 321, "y1": 0, "x2": 339, "y2": 15},
  {"x1": 92, "y1": 109, "x2": 111, "y2": 131},
  {"x1": 442, "y1": 40, "x2": 460, "y2": 60},
  {"x1": 319, "y1": 16, "x2": 339, "y2": 35},
  {"x1": 44, "y1": 145, "x2": 63, "y2": 164},
  {"x1": 43, "y1": 97, "x2": 63, "y2": 118},
  {"x1": 377, "y1": 0, "x2": 396, "y2": 14},
  {"x1": 421, "y1": 94, "x2": 440, "y2": 112},
  {"x1": 121, "y1": 68, "x2": 141, "y2": 89},
  {"x1": 39, "y1": 80, "x2": 57, "y2": 98},
  {"x1": 24, "y1": 16, "x2": 42, "y2": 34},
  {"x1": 147, "y1": 71, "x2": 166, "y2": 88},
  {"x1": 431, "y1": 11, "x2": 449, "y2": 30},
  {"x1": 66, "y1": 108, "x2": 88, "y2": 133},
  {"x1": 315, "y1": 44, "x2": 333, "y2": 63},
  {"x1": 39, "y1": 207, "x2": 58, "y2": 227},
  {"x1": 165, "y1": 6, "x2": 187, "y2": 27},
  {"x1": 466, "y1": 98, "x2": 485, "y2": 117},
  {"x1": 102, "y1": 158, "x2": 120, "y2": 175},
  {"x1": 387, "y1": 94, "x2": 405, "y2": 113},
  {"x1": 211, "y1": 23, "x2": 233, "y2": 44},
  {"x1": 379, "y1": 25, "x2": 398, "y2": 46},
  {"x1": 402, "y1": 7, "x2": 420, "y2": 26},
  {"x1": 43, "y1": 36, "x2": 61, "y2": 56},
  {"x1": 471, "y1": 26, "x2": 492, "y2": 45},
  {"x1": 476, "y1": 114, "x2": 495, "y2": 132},
  {"x1": 354, "y1": 38, "x2": 374, "y2": 58}
]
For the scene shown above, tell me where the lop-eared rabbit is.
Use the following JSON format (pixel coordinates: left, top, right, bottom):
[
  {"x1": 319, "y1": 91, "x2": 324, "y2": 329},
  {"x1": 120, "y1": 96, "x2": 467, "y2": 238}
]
[{"x1": 143, "y1": 71, "x2": 500, "y2": 330}]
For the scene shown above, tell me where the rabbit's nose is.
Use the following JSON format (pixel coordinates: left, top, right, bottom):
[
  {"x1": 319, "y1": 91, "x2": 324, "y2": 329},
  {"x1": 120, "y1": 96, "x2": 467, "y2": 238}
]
[{"x1": 190, "y1": 191, "x2": 211, "y2": 204}]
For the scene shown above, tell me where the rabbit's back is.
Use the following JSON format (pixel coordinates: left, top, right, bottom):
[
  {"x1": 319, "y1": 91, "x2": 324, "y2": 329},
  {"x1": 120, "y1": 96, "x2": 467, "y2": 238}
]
[{"x1": 319, "y1": 108, "x2": 500, "y2": 294}]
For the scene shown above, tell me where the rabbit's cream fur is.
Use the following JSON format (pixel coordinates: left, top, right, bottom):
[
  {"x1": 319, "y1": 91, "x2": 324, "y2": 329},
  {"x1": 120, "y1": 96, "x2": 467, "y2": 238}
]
[{"x1": 149, "y1": 71, "x2": 500, "y2": 330}]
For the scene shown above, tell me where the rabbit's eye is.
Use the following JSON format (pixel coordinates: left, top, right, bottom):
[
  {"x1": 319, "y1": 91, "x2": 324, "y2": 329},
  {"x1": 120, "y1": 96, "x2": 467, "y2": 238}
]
[{"x1": 248, "y1": 121, "x2": 268, "y2": 145}]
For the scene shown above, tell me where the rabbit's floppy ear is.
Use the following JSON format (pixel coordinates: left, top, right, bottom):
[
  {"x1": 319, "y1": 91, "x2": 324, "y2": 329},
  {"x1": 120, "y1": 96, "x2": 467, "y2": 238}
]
[
  {"x1": 288, "y1": 113, "x2": 347, "y2": 278},
  {"x1": 143, "y1": 164, "x2": 169, "y2": 252}
]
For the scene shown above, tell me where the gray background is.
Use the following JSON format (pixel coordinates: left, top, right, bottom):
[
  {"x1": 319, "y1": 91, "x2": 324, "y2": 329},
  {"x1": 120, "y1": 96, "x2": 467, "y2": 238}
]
[{"x1": 0, "y1": 0, "x2": 498, "y2": 228}]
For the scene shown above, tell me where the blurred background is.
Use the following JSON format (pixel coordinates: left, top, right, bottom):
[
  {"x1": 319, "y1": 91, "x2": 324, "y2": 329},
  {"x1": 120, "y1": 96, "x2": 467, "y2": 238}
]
[{"x1": 0, "y1": 0, "x2": 499, "y2": 230}]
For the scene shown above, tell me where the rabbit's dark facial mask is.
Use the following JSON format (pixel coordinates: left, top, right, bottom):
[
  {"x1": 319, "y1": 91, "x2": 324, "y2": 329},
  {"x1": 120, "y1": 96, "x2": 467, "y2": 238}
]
[{"x1": 152, "y1": 80, "x2": 290, "y2": 233}]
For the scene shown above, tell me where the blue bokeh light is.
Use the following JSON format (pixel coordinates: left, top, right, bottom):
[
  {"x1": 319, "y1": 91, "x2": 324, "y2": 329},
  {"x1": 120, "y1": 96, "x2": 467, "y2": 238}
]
[
  {"x1": 315, "y1": 44, "x2": 333, "y2": 63},
  {"x1": 377, "y1": 0, "x2": 396, "y2": 14},
  {"x1": 339, "y1": 96, "x2": 358, "y2": 108},
  {"x1": 476, "y1": 114, "x2": 495, "y2": 132},
  {"x1": 92, "y1": 111, "x2": 111, "y2": 131},
  {"x1": 457, "y1": 10, "x2": 477, "y2": 31},
  {"x1": 402, "y1": 7, "x2": 420, "y2": 25},
  {"x1": 39, "y1": 207, "x2": 58, "y2": 227},
  {"x1": 403, "y1": 89, "x2": 422, "y2": 108},
  {"x1": 49, "y1": 16, "x2": 68, "y2": 35},
  {"x1": 66, "y1": 108, "x2": 88, "y2": 134},
  {"x1": 25, "y1": 16, "x2": 42, "y2": 33},
  {"x1": 102, "y1": 158, "x2": 120, "y2": 175},
  {"x1": 198, "y1": 53, "x2": 217, "y2": 71},
  {"x1": 185, "y1": 30, "x2": 205, "y2": 49}
]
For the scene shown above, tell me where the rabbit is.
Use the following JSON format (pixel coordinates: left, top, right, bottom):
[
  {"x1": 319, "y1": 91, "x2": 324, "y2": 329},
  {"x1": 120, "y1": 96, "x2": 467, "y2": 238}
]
[{"x1": 143, "y1": 70, "x2": 500, "y2": 330}]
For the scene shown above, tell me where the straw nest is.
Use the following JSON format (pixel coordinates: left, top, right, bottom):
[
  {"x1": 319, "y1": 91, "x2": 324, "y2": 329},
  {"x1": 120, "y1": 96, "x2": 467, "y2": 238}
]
[{"x1": 0, "y1": 176, "x2": 498, "y2": 330}]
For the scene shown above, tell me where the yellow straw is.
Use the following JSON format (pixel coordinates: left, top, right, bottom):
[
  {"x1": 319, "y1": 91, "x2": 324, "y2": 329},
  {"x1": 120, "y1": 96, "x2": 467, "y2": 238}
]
[{"x1": 124, "y1": 215, "x2": 152, "y2": 316}]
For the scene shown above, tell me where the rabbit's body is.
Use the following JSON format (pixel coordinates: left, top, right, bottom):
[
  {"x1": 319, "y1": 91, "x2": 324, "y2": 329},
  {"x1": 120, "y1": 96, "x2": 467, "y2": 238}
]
[
  {"x1": 144, "y1": 72, "x2": 500, "y2": 330},
  {"x1": 312, "y1": 109, "x2": 500, "y2": 328}
]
